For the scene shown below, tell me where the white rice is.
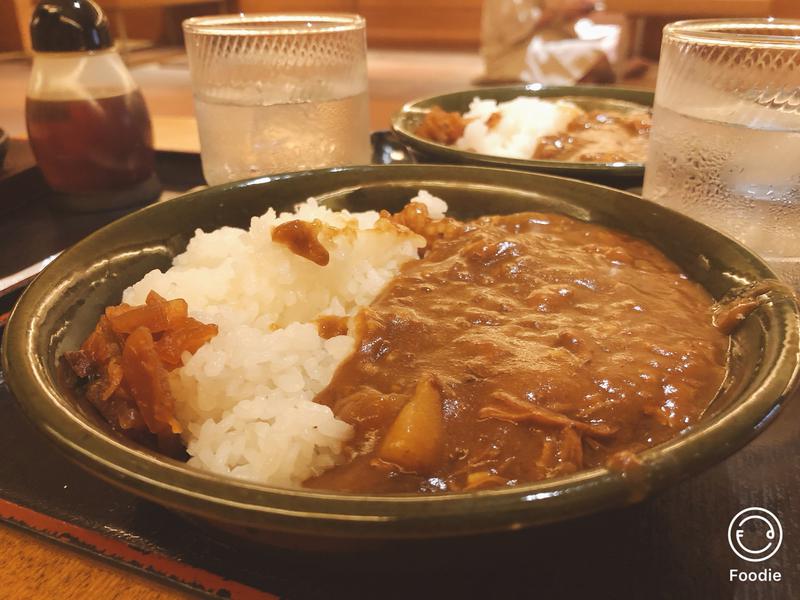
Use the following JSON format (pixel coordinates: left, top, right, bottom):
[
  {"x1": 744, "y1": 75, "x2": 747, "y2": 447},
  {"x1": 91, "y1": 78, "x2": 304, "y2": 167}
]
[
  {"x1": 122, "y1": 192, "x2": 445, "y2": 488},
  {"x1": 454, "y1": 96, "x2": 582, "y2": 159}
]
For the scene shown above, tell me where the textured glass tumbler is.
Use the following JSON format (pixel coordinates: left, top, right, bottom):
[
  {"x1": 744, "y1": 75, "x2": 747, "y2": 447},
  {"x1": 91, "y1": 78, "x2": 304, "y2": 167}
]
[
  {"x1": 183, "y1": 14, "x2": 370, "y2": 185},
  {"x1": 643, "y1": 19, "x2": 800, "y2": 287}
]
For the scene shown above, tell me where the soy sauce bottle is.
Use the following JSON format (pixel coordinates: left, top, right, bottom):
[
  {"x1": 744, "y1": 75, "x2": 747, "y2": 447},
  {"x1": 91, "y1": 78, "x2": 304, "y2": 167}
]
[{"x1": 26, "y1": 0, "x2": 160, "y2": 211}]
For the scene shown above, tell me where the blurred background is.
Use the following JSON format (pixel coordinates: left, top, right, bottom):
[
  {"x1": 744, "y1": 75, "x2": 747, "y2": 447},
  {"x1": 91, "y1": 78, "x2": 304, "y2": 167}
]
[{"x1": 1, "y1": 0, "x2": 799, "y2": 151}]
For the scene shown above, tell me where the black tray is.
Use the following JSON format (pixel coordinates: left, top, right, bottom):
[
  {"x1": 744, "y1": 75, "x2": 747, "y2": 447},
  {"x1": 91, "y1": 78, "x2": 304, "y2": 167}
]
[{"x1": 0, "y1": 137, "x2": 797, "y2": 600}]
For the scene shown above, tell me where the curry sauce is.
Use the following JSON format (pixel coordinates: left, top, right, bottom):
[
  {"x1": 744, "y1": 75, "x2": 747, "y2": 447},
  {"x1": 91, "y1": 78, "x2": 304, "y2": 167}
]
[
  {"x1": 415, "y1": 103, "x2": 651, "y2": 163},
  {"x1": 532, "y1": 109, "x2": 650, "y2": 163},
  {"x1": 307, "y1": 212, "x2": 728, "y2": 493}
]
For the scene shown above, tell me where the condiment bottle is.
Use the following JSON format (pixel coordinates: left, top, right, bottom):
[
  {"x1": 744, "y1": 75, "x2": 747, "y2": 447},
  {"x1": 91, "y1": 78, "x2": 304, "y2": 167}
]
[{"x1": 25, "y1": 0, "x2": 160, "y2": 211}]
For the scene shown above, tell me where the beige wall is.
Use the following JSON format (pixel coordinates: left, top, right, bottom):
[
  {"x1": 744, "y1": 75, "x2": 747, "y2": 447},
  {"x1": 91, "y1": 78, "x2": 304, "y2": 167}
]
[
  {"x1": 108, "y1": 6, "x2": 166, "y2": 41},
  {"x1": 238, "y1": 0, "x2": 357, "y2": 10},
  {"x1": 238, "y1": 0, "x2": 483, "y2": 48},
  {"x1": 0, "y1": 2, "x2": 24, "y2": 52},
  {"x1": 9, "y1": 0, "x2": 796, "y2": 55},
  {"x1": 773, "y1": 0, "x2": 800, "y2": 16},
  {"x1": 3, "y1": 0, "x2": 481, "y2": 51}
]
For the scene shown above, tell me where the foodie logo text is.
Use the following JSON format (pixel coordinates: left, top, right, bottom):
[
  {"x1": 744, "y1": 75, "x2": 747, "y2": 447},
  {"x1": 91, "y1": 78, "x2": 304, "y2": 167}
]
[
  {"x1": 728, "y1": 507, "x2": 783, "y2": 562},
  {"x1": 728, "y1": 507, "x2": 784, "y2": 584}
]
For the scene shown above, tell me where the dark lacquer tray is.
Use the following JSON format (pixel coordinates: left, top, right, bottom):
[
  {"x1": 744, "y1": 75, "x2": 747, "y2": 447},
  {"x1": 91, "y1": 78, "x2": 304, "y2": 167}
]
[{"x1": 0, "y1": 138, "x2": 797, "y2": 600}]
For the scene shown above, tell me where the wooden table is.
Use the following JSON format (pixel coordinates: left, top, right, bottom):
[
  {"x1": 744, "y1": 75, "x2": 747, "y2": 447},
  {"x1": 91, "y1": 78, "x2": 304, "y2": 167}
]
[{"x1": 0, "y1": 524, "x2": 188, "y2": 599}]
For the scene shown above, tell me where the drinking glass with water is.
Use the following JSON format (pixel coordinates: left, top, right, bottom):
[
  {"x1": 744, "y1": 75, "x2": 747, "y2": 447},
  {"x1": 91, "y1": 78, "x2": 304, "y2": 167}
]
[
  {"x1": 183, "y1": 14, "x2": 370, "y2": 186},
  {"x1": 643, "y1": 19, "x2": 800, "y2": 287}
]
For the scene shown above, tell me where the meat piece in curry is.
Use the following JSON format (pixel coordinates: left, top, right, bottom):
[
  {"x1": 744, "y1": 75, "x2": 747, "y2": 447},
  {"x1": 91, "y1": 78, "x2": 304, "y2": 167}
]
[{"x1": 306, "y1": 208, "x2": 728, "y2": 493}]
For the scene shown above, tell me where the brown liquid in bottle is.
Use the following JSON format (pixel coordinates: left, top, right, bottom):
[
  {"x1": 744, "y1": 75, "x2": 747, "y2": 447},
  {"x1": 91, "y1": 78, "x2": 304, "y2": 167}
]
[{"x1": 26, "y1": 90, "x2": 155, "y2": 194}]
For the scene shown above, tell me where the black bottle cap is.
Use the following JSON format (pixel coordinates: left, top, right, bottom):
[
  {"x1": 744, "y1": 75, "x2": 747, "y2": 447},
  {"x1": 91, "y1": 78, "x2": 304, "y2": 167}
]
[{"x1": 30, "y1": 0, "x2": 113, "y2": 53}]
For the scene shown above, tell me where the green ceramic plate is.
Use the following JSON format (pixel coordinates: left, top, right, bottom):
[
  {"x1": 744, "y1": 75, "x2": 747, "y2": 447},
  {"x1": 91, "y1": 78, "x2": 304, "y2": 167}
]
[
  {"x1": 391, "y1": 85, "x2": 654, "y2": 186},
  {"x1": 3, "y1": 165, "x2": 798, "y2": 546}
]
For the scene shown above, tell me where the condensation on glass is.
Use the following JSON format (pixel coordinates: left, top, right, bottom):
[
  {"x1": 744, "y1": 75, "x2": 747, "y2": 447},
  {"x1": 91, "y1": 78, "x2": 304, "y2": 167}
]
[
  {"x1": 183, "y1": 14, "x2": 371, "y2": 185},
  {"x1": 643, "y1": 19, "x2": 800, "y2": 287}
]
